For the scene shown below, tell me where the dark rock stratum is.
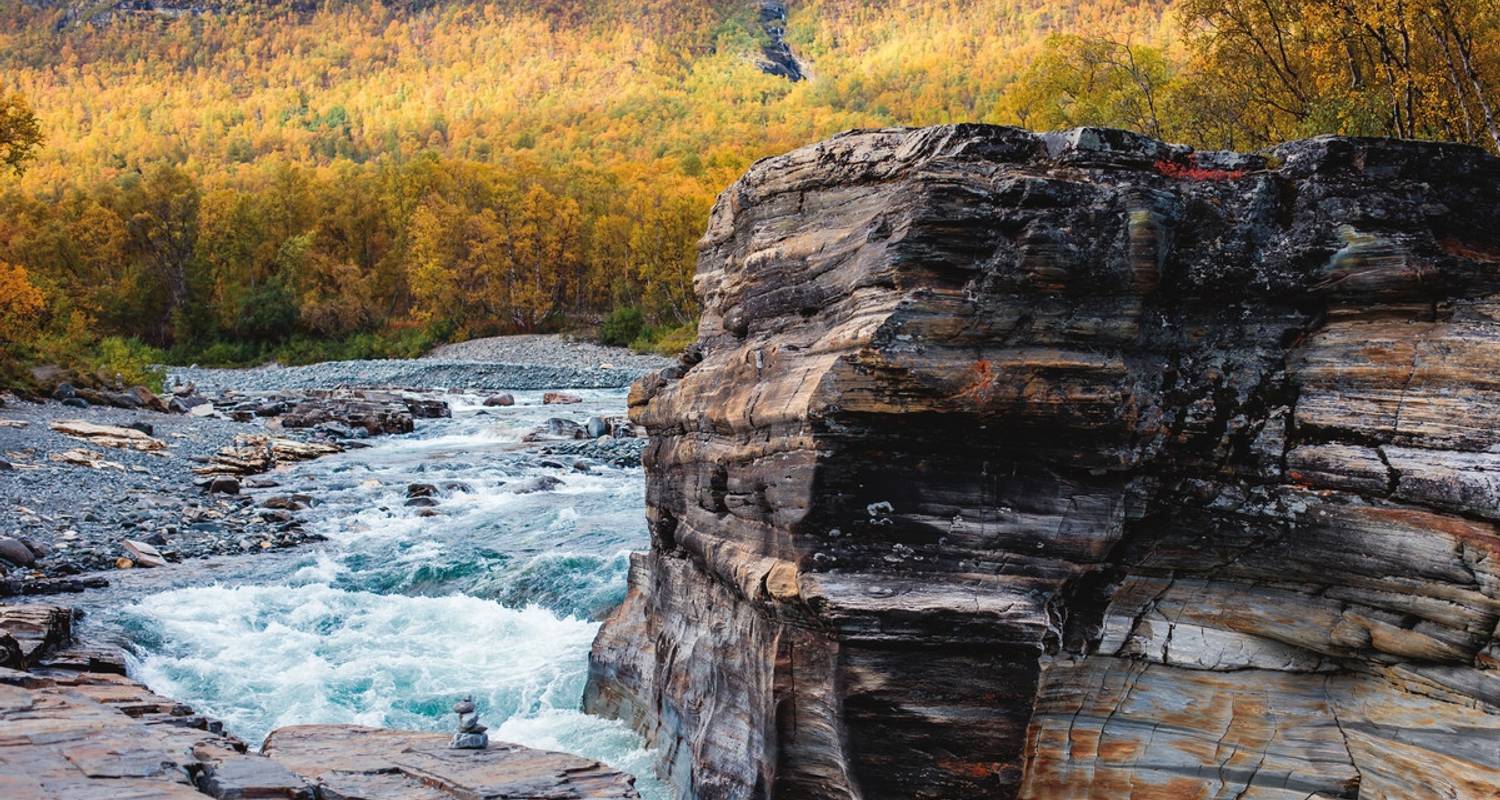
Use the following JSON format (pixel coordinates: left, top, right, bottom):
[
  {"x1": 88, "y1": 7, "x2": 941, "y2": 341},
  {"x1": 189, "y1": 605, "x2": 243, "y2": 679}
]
[{"x1": 585, "y1": 125, "x2": 1500, "y2": 799}]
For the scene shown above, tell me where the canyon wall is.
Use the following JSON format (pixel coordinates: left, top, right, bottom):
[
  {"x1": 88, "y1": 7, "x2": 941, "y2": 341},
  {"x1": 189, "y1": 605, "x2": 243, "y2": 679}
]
[{"x1": 584, "y1": 125, "x2": 1500, "y2": 799}]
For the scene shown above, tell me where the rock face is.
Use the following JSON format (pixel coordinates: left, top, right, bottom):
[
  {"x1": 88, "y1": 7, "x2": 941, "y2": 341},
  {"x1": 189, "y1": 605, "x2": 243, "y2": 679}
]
[{"x1": 584, "y1": 126, "x2": 1500, "y2": 799}]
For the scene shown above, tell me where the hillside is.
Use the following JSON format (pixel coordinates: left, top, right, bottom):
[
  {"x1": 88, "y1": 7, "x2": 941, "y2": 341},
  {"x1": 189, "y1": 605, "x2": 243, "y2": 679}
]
[{"x1": 0, "y1": 0, "x2": 1496, "y2": 378}]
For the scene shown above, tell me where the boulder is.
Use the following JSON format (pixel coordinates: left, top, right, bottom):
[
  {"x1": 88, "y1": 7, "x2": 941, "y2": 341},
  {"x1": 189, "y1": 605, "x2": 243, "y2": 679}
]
[
  {"x1": 0, "y1": 538, "x2": 36, "y2": 567},
  {"x1": 584, "y1": 127, "x2": 1500, "y2": 799},
  {"x1": 206, "y1": 476, "x2": 240, "y2": 495},
  {"x1": 122, "y1": 540, "x2": 168, "y2": 568},
  {"x1": 483, "y1": 393, "x2": 515, "y2": 407},
  {"x1": 543, "y1": 391, "x2": 583, "y2": 404},
  {"x1": 126, "y1": 386, "x2": 168, "y2": 413}
]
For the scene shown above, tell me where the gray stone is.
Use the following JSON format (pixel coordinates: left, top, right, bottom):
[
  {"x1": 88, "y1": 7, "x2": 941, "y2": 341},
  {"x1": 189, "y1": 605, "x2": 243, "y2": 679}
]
[
  {"x1": 449, "y1": 731, "x2": 488, "y2": 750},
  {"x1": 194, "y1": 753, "x2": 312, "y2": 799},
  {"x1": 122, "y1": 540, "x2": 168, "y2": 568},
  {"x1": 483, "y1": 393, "x2": 515, "y2": 407},
  {"x1": 0, "y1": 538, "x2": 35, "y2": 567}
]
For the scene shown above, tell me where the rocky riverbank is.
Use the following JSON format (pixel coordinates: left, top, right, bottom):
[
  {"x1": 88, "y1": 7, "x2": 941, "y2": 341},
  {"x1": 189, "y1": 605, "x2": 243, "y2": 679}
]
[
  {"x1": 0, "y1": 335, "x2": 660, "y2": 593},
  {"x1": 171, "y1": 334, "x2": 672, "y2": 394},
  {"x1": 0, "y1": 400, "x2": 323, "y2": 586},
  {"x1": 0, "y1": 603, "x2": 640, "y2": 799}
]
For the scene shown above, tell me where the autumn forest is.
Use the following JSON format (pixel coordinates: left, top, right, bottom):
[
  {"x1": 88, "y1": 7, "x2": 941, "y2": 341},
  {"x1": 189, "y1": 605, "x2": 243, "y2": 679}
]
[{"x1": 1, "y1": 0, "x2": 1497, "y2": 382}]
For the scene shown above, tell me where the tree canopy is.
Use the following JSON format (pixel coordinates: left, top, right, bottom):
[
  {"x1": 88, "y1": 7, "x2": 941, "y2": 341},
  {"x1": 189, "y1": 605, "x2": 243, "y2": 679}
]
[{"x1": 0, "y1": 0, "x2": 1495, "y2": 368}]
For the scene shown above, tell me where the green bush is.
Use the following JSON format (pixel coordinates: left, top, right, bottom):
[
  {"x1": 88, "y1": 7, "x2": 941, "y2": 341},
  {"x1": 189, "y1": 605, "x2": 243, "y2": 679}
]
[
  {"x1": 630, "y1": 322, "x2": 696, "y2": 356},
  {"x1": 598, "y1": 307, "x2": 645, "y2": 348},
  {"x1": 234, "y1": 281, "x2": 299, "y2": 343},
  {"x1": 93, "y1": 336, "x2": 167, "y2": 392},
  {"x1": 181, "y1": 339, "x2": 259, "y2": 367}
]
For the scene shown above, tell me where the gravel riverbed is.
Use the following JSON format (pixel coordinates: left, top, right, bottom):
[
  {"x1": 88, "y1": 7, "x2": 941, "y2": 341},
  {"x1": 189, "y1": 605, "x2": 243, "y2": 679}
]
[
  {"x1": 171, "y1": 334, "x2": 672, "y2": 394},
  {"x1": 0, "y1": 335, "x2": 666, "y2": 591}
]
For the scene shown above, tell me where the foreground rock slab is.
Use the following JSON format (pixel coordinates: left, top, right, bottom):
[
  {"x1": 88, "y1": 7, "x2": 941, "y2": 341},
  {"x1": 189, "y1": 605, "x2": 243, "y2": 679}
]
[
  {"x1": 585, "y1": 126, "x2": 1500, "y2": 798},
  {"x1": 262, "y1": 724, "x2": 640, "y2": 799},
  {"x1": 0, "y1": 603, "x2": 271, "y2": 800},
  {"x1": 0, "y1": 604, "x2": 637, "y2": 800}
]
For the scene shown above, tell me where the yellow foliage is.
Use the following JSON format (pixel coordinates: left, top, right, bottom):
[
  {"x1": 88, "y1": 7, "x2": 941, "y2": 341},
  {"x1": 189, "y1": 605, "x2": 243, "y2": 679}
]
[
  {"x1": 0, "y1": 0, "x2": 1493, "y2": 352},
  {"x1": 0, "y1": 261, "x2": 45, "y2": 343}
]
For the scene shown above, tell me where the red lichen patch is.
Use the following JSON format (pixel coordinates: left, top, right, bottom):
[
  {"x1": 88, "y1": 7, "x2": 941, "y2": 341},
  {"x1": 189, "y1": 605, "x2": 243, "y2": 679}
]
[
  {"x1": 1154, "y1": 157, "x2": 1247, "y2": 182},
  {"x1": 1438, "y1": 237, "x2": 1500, "y2": 263},
  {"x1": 935, "y1": 758, "x2": 1006, "y2": 780},
  {"x1": 955, "y1": 359, "x2": 1000, "y2": 404}
]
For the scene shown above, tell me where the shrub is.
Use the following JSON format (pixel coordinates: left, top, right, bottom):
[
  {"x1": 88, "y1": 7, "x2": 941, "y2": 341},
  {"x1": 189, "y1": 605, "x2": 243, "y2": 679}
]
[
  {"x1": 599, "y1": 307, "x2": 645, "y2": 348},
  {"x1": 631, "y1": 322, "x2": 696, "y2": 356},
  {"x1": 188, "y1": 339, "x2": 260, "y2": 367},
  {"x1": 93, "y1": 336, "x2": 166, "y2": 392}
]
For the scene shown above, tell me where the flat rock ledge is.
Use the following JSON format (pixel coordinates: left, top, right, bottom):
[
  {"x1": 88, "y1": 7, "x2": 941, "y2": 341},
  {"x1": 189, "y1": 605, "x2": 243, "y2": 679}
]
[
  {"x1": 262, "y1": 725, "x2": 640, "y2": 799},
  {"x1": 0, "y1": 604, "x2": 637, "y2": 800}
]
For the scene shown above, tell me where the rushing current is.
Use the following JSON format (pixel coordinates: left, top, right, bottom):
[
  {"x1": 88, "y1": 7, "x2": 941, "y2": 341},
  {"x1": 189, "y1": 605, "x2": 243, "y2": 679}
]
[{"x1": 74, "y1": 388, "x2": 666, "y2": 798}]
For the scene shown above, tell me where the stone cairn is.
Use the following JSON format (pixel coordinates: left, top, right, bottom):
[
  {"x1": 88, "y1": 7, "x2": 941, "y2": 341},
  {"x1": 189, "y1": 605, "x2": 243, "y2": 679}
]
[{"x1": 449, "y1": 695, "x2": 488, "y2": 750}]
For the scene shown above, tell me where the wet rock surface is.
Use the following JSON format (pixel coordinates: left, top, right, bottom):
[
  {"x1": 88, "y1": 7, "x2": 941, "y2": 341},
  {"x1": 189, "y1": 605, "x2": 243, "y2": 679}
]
[
  {"x1": 0, "y1": 602, "x2": 268, "y2": 800},
  {"x1": 262, "y1": 725, "x2": 640, "y2": 799},
  {"x1": 585, "y1": 126, "x2": 1500, "y2": 799},
  {"x1": 0, "y1": 603, "x2": 638, "y2": 799}
]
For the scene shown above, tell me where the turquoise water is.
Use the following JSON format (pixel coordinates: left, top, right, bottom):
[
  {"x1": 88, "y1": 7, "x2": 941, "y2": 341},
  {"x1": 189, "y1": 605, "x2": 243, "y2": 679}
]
[{"x1": 85, "y1": 389, "x2": 666, "y2": 798}]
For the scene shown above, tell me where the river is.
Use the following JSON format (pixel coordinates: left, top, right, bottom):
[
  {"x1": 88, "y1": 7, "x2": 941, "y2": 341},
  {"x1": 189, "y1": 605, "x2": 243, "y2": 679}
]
[{"x1": 69, "y1": 387, "x2": 667, "y2": 799}]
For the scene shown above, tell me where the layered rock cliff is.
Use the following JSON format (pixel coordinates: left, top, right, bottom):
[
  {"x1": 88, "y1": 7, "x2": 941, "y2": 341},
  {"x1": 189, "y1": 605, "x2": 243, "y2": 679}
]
[{"x1": 585, "y1": 125, "x2": 1500, "y2": 799}]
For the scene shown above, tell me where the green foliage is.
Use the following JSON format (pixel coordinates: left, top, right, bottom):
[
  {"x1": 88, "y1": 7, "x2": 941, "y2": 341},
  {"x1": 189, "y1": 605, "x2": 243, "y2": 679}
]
[
  {"x1": 170, "y1": 324, "x2": 447, "y2": 368},
  {"x1": 630, "y1": 322, "x2": 696, "y2": 356},
  {"x1": 598, "y1": 306, "x2": 645, "y2": 348},
  {"x1": 233, "y1": 280, "x2": 299, "y2": 343},
  {"x1": 92, "y1": 336, "x2": 166, "y2": 392},
  {"x1": 0, "y1": 87, "x2": 43, "y2": 175}
]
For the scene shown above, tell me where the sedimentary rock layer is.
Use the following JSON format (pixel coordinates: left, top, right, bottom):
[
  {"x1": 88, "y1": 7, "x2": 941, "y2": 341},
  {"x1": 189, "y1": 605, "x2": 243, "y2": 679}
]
[{"x1": 584, "y1": 125, "x2": 1500, "y2": 799}]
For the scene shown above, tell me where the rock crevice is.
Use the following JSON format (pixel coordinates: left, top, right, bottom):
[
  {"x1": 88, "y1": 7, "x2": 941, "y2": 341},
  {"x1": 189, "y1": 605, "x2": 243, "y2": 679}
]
[{"x1": 585, "y1": 125, "x2": 1500, "y2": 799}]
